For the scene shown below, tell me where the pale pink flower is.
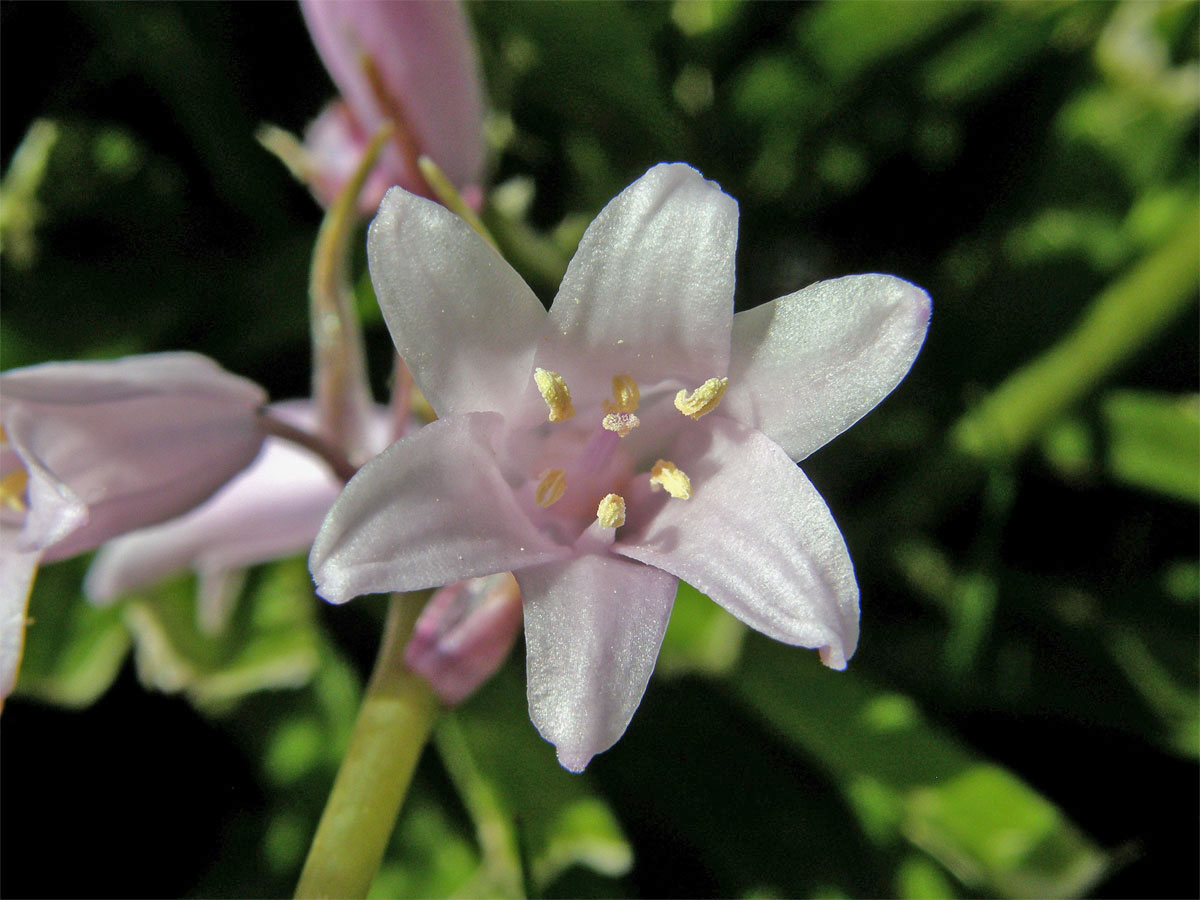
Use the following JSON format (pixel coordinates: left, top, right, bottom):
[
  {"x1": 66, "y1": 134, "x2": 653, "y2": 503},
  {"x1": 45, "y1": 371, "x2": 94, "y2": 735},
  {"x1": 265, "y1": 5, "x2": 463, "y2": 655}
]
[
  {"x1": 0, "y1": 352, "x2": 267, "y2": 700},
  {"x1": 84, "y1": 400, "x2": 393, "y2": 633},
  {"x1": 310, "y1": 164, "x2": 931, "y2": 771},
  {"x1": 300, "y1": 0, "x2": 485, "y2": 211}
]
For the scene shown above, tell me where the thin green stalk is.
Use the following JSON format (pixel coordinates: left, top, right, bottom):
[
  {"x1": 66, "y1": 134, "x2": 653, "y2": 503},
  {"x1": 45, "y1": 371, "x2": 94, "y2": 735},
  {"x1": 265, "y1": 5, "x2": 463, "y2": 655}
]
[
  {"x1": 417, "y1": 154, "x2": 499, "y2": 250},
  {"x1": 309, "y1": 124, "x2": 393, "y2": 464},
  {"x1": 295, "y1": 592, "x2": 440, "y2": 899},
  {"x1": 953, "y1": 205, "x2": 1200, "y2": 460},
  {"x1": 434, "y1": 715, "x2": 525, "y2": 898}
]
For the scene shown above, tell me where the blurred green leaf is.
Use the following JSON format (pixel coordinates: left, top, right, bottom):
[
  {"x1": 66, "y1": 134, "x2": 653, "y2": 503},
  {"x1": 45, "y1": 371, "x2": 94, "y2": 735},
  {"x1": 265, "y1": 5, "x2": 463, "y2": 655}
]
[
  {"x1": 0, "y1": 118, "x2": 58, "y2": 268},
  {"x1": 922, "y1": 6, "x2": 1057, "y2": 103},
  {"x1": 658, "y1": 580, "x2": 747, "y2": 677},
  {"x1": 798, "y1": 2, "x2": 972, "y2": 82},
  {"x1": 953, "y1": 205, "x2": 1200, "y2": 461},
  {"x1": 896, "y1": 853, "x2": 958, "y2": 900},
  {"x1": 1105, "y1": 626, "x2": 1199, "y2": 758},
  {"x1": 14, "y1": 557, "x2": 130, "y2": 708},
  {"x1": 732, "y1": 639, "x2": 1108, "y2": 898},
  {"x1": 121, "y1": 558, "x2": 321, "y2": 709},
  {"x1": 451, "y1": 665, "x2": 633, "y2": 896},
  {"x1": 669, "y1": 0, "x2": 742, "y2": 38},
  {"x1": 434, "y1": 715, "x2": 524, "y2": 899},
  {"x1": 369, "y1": 783, "x2": 481, "y2": 900},
  {"x1": 1102, "y1": 390, "x2": 1200, "y2": 502}
]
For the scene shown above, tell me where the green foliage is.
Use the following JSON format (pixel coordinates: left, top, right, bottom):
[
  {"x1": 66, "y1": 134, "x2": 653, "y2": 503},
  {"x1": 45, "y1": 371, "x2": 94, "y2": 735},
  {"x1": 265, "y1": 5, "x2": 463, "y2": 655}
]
[
  {"x1": 118, "y1": 559, "x2": 322, "y2": 710},
  {"x1": 445, "y1": 665, "x2": 634, "y2": 896},
  {"x1": 2, "y1": 0, "x2": 1196, "y2": 897},
  {"x1": 14, "y1": 557, "x2": 130, "y2": 708},
  {"x1": 733, "y1": 640, "x2": 1107, "y2": 898}
]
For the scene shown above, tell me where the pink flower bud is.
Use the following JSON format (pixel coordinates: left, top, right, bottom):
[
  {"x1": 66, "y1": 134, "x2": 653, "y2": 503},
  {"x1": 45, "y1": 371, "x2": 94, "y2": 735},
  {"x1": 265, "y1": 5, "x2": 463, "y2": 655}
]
[
  {"x1": 405, "y1": 573, "x2": 522, "y2": 705},
  {"x1": 300, "y1": 0, "x2": 485, "y2": 210}
]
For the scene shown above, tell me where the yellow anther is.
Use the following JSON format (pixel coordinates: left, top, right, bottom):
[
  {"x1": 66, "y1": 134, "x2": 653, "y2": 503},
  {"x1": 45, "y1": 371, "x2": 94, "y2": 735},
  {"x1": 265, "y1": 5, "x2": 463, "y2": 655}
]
[
  {"x1": 649, "y1": 460, "x2": 692, "y2": 500},
  {"x1": 674, "y1": 376, "x2": 729, "y2": 420},
  {"x1": 601, "y1": 411, "x2": 640, "y2": 437},
  {"x1": 602, "y1": 374, "x2": 640, "y2": 414},
  {"x1": 534, "y1": 469, "x2": 567, "y2": 508},
  {"x1": 0, "y1": 468, "x2": 29, "y2": 513},
  {"x1": 596, "y1": 493, "x2": 626, "y2": 529},
  {"x1": 533, "y1": 368, "x2": 575, "y2": 422}
]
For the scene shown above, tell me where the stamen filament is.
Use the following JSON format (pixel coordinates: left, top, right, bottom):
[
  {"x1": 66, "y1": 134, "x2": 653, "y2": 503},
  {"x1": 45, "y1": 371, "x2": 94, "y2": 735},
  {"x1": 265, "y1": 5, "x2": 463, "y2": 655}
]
[{"x1": 675, "y1": 377, "x2": 729, "y2": 420}]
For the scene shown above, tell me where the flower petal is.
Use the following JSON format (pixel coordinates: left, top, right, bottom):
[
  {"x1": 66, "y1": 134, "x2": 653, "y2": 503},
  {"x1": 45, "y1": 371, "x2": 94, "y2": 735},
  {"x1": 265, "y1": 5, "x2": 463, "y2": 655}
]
[
  {"x1": 84, "y1": 435, "x2": 341, "y2": 605},
  {"x1": 310, "y1": 413, "x2": 568, "y2": 603},
  {"x1": 518, "y1": 553, "x2": 677, "y2": 772},
  {"x1": 85, "y1": 399, "x2": 390, "y2": 606},
  {"x1": 0, "y1": 540, "x2": 39, "y2": 703},
  {"x1": 725, "y1": 274, "x2": 931, "y2": 461},
  {"x1": 301, "y1": 0, "x2": 485, "y2": 191},
  {"x1": 616, "y1": 417, "x2": 859, "y2": 669},
  {"x1": 1, "y1": 352, "x2": 267, "y2": 559},
  {"x1": 303, "y1": 100, "x2": 395, "y2": 214},
  {"x1": 534, "y1": 163, "x2": 738, "y2": 400},
  {"x1": 368, "y1": 189, "x2": 548, "y2": 417}
]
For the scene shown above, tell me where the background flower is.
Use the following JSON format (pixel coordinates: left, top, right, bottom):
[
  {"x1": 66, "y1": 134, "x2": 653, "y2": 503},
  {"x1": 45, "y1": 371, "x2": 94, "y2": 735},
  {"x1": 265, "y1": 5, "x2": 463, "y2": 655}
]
[
  {"x1": 0, "y1": 352, "x2": 268, "y2": 699},
  {"x1": 300, "y1": 0, "x2": 486, "y2": 211}
]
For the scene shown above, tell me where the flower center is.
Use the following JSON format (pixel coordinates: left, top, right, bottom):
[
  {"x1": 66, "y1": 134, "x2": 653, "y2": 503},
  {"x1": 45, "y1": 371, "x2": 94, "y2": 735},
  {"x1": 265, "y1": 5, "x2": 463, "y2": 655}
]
[{"x1": 528, "y1": 369, "x2": 727, "y2": 533}]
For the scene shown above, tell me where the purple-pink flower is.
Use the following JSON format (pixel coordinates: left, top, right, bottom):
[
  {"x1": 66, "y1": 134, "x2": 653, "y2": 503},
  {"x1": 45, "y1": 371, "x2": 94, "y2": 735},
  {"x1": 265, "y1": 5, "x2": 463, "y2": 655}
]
[
  {"x1": 309, "y1": 163, "x2": 931, "y2": 771},
  {"x1": 300, "y1": 0, "x2": 485, "y2": 211},
  {"x1": 1, "y1": 352, "x2": 267, "y2": 700},
  {"x1": 83, "y1": 400, "x2": 392, "y2": 632}
]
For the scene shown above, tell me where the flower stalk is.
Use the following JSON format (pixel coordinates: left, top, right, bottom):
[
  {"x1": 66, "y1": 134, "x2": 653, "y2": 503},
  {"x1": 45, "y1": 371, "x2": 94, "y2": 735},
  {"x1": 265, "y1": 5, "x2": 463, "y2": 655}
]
[
  {"x1": 309, "y1": 124, "x2": 392, "y2": 464},
  {"x1": 256, "y1": 409, "x2": 358, "y2": 484},
  {"x1": 295, "y1": 590, "x2": 440, "y2": 900}
]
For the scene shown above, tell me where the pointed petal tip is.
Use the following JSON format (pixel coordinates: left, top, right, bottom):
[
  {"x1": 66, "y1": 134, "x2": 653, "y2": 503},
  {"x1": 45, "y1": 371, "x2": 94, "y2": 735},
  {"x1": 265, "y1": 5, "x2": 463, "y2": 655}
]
[
  {"x1": 819, "y1": 642, "x2": 850, "y2": 671},
  {"x1": 308, "y1": 557, "x2": 352, "y2": 605},
  {"x1": 556, "y1": 746, "x2": 594, "y2": 773}
]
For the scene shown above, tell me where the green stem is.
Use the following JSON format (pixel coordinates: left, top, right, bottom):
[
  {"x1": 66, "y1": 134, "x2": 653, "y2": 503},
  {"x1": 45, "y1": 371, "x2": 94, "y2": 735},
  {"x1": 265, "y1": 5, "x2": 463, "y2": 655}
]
[
  {"x1": 434, "y1": 715, "x2": 525, "y2": 898},
  {"x1": 952, "y1": 205, "x2": 1200, "y2": 461},
  {"x1": 309, "y1": 124, "x2": 393, "y2": 464},
  {"x1": 295, "y1": 592, "x2": 440, "y2": 899},
  {"x1": 417, "y1": 154, "x2": 499, "y2": 250}
]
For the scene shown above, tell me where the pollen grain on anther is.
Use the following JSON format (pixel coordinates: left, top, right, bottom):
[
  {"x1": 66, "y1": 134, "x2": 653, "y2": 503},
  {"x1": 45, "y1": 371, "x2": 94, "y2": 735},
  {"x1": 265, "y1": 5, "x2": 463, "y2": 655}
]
[
  {"x1": 533, "y1": 368, "x2": 576, "y2": 423},
  {"x1": 535, "y1": 468, "x2": 567, "y2": 508},
  {"x1": 675, "y1": 376, "x2": 728, "y2": 420},
  {"x1": 602, "y1": 374, "x2": 640, "y2": 414},
  {"x1": 601, "y1": 411, "x2": 640, "y2": 437},
  {"x1": 596, "y1": 493, "x2": 626, "y2": 528},
  {"x1": 649, "y1": 459, "x2": 692, "y2": 500}
]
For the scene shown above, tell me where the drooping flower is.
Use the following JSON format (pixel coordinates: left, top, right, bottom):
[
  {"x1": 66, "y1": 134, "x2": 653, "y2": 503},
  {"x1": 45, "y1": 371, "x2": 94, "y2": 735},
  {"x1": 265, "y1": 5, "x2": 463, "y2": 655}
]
[
  {"x1": 0, "y1": 352, "x2": 268, "y2": 701},
  {"x1": 84, "y1": 400, "x2": 394, "y2": 634},
  {"x1": 310, "y1": 163, "x2": 931, "y2": 771},
  {"x1": 300, "y1": 0, "x2": 485, "y2": 212}
]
